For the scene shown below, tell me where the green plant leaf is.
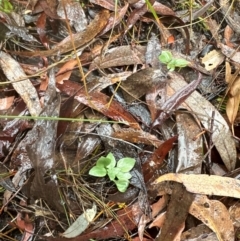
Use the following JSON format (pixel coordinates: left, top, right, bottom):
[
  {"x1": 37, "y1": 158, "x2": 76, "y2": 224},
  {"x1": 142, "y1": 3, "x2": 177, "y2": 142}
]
[
  {"x1": 117, "y1": 158, "x2": 136, "y2": 172},
  {"x1": 89, "y1": 166, "x2": 107, "y2": 177},
  {"x1": 174, "y1": 58, "x2": 189, "y2": 68},
  {"x1": 116, "y1": 172, "x2": 132, "y2": 180},
  {"x1": 159, "y1": 51, "x2": 172, "y2": 64},
  {"x1": 96, "y1": 157, "x2": 111, "y2": 167},
  {"x1": 0, "y1": 0, "x2": 13, "y2": 13},
  {"x1": 167, "y1": 59, "x2": 176, "y2": 71},
  {"x1": 107, "y1": 167, "x2": 119, "y2": 181},
  {"x1": 106, "y1": 152, "x2": 116, "y2": 168},
  {"x1": 114, "y1": 180, "x2": 129, "y2": 192}
]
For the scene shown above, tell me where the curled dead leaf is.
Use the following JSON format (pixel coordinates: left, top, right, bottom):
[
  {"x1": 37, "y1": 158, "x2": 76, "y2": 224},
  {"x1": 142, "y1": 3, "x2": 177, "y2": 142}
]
[{"x1": 152, "y1": 173, "x2": 240, "y2": 198}]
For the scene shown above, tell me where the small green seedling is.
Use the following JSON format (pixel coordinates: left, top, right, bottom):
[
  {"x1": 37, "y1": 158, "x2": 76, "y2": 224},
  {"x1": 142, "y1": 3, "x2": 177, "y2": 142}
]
[
  {"x1": 89, "y1": 152, "x2": 136, "y2": 192},
  {"x1": 0, "y1": 0, "x2": 13, "y2": 13},
  {"x1": 159, "y1": 50, "x2": 189, "y2": 71}
]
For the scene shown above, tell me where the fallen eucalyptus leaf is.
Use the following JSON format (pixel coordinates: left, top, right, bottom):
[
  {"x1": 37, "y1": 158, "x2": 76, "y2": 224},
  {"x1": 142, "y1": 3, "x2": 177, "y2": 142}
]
[
  {"x1": 0, "y1": 51, "x2": 41, "y2": 116},
  {"x1": 167, "y1": 72, "x2": 236, "y2": 170},
  {"x1": 153, "y1": 173, "x2": 240, "y2": 198},
  {"x1": 62, "y1": 203, "x2": 97, "y2": 238}
]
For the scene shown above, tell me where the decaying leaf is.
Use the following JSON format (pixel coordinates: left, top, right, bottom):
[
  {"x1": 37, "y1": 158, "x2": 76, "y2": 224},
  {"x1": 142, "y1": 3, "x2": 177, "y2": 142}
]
[
  {"x1": 181, "y1": 224, "x2": 215, "y2": 241},
  {"x1": 90, "y1": 45, "x2": 146, "y2": 70},
  {"x1": 225, "y1": 61, "x2": 240, "y2": 125},
  {"x1": 219, "y1": 43, "x2": 240, "y2": 64},
  {"x1": 167, "y1": 72, "x2": 236, "y2": 171},
  {"x1": 229, "y1": 202, "x2": 240, "y2": 227},
  {"x1": 57, "y1": 1, "x2": 87, "y2": 32},
  {"x1": 226, "y1": 94, "x2": 240, "y2": 126},
  {"x1": 152, "y1": 72, "x2": 203, "y2": 127},
  {"x1": 156, "y1": 183, "x2": 195, "y2": 241},
  {"x1": 201, "y1": 49, "x2": 225, "y2": 71},
  {"x1": 121, "y1": 68, "x2": 165, "y2": 103},
  {"x1": 143, "y1": 136, "x2": 178, "y2": 183},
  {"x1": 14, "y1": 69, "x2": 63, "y2": 212},
  {"x1": 63, "y1": 204, "x2": 97, "y2": 238},
  {"x1": 152, "y1": 173, "x2": 240, "y2": 198},
  {"x1": 56, "y1": 59, "x2": 78, "y2": 84},
  {"x1": 0, "y1": 96, "x2": 14, "y2": 111},
  {"x1": 190, "y1": 195, "x2": 234, "y2": 241},
  {"x1": 74, "y1": 91, "x2": 140, "y2": 129},
  {"x1": 100, "y1": 3, "x2": 129, "y2": 34},
  {"x1": 11, "y1": 9, "x2": 110, "y2": 57},
  {"x1": 0, "y1": 51, "x2": 42, "y2": 116},
  {"x1": 112, "y1": 128, "x2": 163, "y2": 147},
  {"x1": 175, "y1": 112, "x2": 203, "y2": 173}
]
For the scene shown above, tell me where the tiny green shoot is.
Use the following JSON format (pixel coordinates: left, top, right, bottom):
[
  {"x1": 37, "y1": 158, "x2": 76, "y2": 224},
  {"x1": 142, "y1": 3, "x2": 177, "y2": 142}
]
[
  {"x1": 159, "y1": 50, "x2": 189, "y2": 71},
  {"x1": 89, "y1": 152, "x2": 136, "y2": 192},
  {"x1": 0, "y1": 0, "x2": 13, "y2": 13}
]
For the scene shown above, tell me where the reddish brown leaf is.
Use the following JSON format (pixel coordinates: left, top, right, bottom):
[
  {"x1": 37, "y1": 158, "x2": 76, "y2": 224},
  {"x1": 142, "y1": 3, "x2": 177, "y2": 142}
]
[
  {"x1": 90, "y1": 0, "x2": 116, "y2": 10},
  {"x1": 156, "y1": 183, "x2": 195, "y2": 241},
  {"x1": 56, "y1": 59, "x2": 78, "y2": 84},
  {"x1": 0, "y1": 96, "x2": 14, "y2": 111},
  {"x1": 224, "y1": 25, "x2": 235, "y2": 48},
  {"x1": 152, "y1": 72, "x2": 202, "y2": 127},
  {"x1": 126, "y1": 3, "x2": 148, "y2": 31},
  {"x1": 56, "y1": 80, "x2": 140, "y2": 129},
  {"x1": 146, "y1": 82, "x2": 167, "y2": 121},
  {"x1": 44, "y1": 206, "x2": 137, "y2": 241},
  {"x1": 112, "y1": 128, "x2": 163, "y2": 147},
  {"x1": 143, "y1": 136, "x2": 178, "y2": 183},
  {"x1": 75, "y1": 91, "x2": 140, "y2": 129},
  {"x1": 15, "y1": 213, "x2": 34, "y2": 241},
  {"x1": 39, "y1": 0, "x2": 59, "y2": 19},
  {"x1": 101, "y1": 3, "x2": 129, "y2": 34},
  {"x1": 36, "y1": 12, "x2": 49, "y2": 48}
]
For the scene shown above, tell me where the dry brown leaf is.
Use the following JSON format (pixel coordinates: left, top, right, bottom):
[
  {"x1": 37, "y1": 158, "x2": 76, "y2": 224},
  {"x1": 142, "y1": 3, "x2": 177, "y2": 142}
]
[
  {"x1": 152, "y1": 173, "x2": 240, "y2": 198},
  {"x1": 225, "y1": 62, "x2": 240, "y2": 125},
  {"x1": 175, "y1": 112, "x2": 203, "y2": 174},
  {"x1": 90, "y1": 45, "x2": 146, "y2": 70},
  {"x1": 56, "y1": 59, "x2": 78, "y2": 84},
  {"x1": 121, "y1": 68, "x2": 164, "y2": 103},
  {"x1": 101, "y1": 4, "x2": 129, "y2": 34},
  {"x1": 11, "y1": 10, "x2": 110, "y2": 57},
  {"x1": 219, "y1": 43, "x2": 240, "y2": 64},
  {"x1": 0, "y1": 96, "x2": 14, "y2": 111},
  {"x1": 0, "y1": 51, "x2": 42, "y2": 116},
  {"x1": 149, "y1": 212, "x2": 166, "y2": 229},
  {"x1": 190, "y1": 195, "x2": 234, "y2": 241},
  {"x1": 151, "y1": 195, "x2": 168, "y2": 217},
  {"x1": 230, "y1": 76, "x2": 240, "y2": 97},
  {"x1": 225, "y1": 61, "x2": 232, "y2": 84},
  {"x1": 224, "y1": 25, "x2": 235, "y2": 48},
  {"x1": 167, "y1": 72, "x2": 236, "y2": 171},
  {"x1": 229, "y1": 202, "x2": 240, "y2": 227},
  {"x1": 201, "y1": 50, "x2": 225, "y2": 71},
  {"x1": 181, "y1": 224, "x2": 215, "y2": 241},
  {"x1": 226, "y1": 94, "x2": 240, "y2": 125},
  {"x1": 112, "y1": 128, "x2": 163, "y2": 147},
  {"x1": 154, "y1": 183, "x2": 195, "y2": 241},
  {"x1": 89, "y1": 0, "x2": 116, "y2": 11}
]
